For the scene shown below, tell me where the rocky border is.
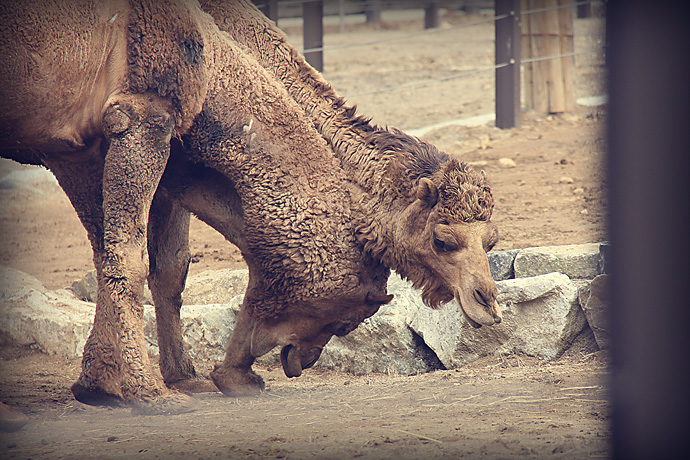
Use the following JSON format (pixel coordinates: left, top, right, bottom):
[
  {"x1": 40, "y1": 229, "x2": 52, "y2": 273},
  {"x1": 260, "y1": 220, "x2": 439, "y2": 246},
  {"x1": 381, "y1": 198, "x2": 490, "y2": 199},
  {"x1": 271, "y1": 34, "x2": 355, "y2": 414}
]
[{"x1": 0, "y1": 242, "x2": 609, "y2": 376}]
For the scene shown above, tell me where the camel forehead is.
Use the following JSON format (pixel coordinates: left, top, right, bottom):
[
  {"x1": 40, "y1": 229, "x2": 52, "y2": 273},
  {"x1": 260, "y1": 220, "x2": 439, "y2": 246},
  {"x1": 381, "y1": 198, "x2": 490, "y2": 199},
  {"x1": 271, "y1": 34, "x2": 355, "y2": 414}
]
[
  {"x1": 438, "y1": 183, "x2": 494, "y2": 223},
  {"x1": 437, "y1": 162, "x2": 494, "y2": 223}
]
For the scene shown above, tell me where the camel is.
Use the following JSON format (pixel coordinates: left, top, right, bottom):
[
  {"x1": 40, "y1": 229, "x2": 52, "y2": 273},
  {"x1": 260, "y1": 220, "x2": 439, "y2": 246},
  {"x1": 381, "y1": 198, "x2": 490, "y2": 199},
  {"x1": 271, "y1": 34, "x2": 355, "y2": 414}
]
[
  {"x1": 201, "y1": 0, "x2": 503, "y2": 328},
  {"x1": 0, "y1": 0, "x2": 392, "y2": 411}
]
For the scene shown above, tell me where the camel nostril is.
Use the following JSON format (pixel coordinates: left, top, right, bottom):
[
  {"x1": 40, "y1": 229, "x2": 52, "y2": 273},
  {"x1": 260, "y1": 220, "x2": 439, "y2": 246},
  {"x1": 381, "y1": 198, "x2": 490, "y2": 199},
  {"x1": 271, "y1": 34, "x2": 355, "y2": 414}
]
[{"x1": 473, "y1": 289, "x2": 489, "y2": 308}]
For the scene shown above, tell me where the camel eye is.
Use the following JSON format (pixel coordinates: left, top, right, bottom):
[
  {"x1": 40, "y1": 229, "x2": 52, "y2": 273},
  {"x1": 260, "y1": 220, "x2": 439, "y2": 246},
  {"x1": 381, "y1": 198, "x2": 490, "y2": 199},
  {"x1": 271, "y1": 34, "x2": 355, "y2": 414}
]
[
  {"x1": 433, "y1": 235, "x2": 446, "y2": 251},
  {"x1": 433, "y1": 235, "x2": 458, "y2": 252}
]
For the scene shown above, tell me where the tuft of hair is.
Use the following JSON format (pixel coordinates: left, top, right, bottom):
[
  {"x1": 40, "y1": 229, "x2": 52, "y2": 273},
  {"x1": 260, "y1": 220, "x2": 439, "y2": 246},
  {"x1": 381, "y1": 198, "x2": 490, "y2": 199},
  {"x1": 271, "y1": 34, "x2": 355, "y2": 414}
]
[{"x1": 438, "y1": 160, "x2": 494, "y2": 223}]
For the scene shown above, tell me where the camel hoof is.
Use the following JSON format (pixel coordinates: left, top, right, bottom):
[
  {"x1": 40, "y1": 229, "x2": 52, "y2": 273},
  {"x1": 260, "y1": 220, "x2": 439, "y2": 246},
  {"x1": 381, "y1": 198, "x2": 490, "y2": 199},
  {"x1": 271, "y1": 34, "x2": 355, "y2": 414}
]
[
  {"x1": 71, "y1": 382, "x2": 125, "y2": 408},
  {"x1": 130, "y1": 392, "x2": 199, "y2": 416},
  {"x1": 168, "y1": 377, "x2": 218, "y2": 394},
  {"x1": 210, "y1": 365, "x2": 265, "y2": 397},
  {"x1": 0, "y1": 402, "x2": 28, "y2": 432}
]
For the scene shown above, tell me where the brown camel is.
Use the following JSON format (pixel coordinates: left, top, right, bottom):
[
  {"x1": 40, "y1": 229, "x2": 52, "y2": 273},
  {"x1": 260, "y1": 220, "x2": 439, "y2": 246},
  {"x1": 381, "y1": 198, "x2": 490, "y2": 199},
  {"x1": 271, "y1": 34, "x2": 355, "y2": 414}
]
[
  {"x1": 202, "y1": 0, "x2": 502, "y2": 328},
  {"x1": 0, "y1": 0, "x2": 391, "y2": 411}
]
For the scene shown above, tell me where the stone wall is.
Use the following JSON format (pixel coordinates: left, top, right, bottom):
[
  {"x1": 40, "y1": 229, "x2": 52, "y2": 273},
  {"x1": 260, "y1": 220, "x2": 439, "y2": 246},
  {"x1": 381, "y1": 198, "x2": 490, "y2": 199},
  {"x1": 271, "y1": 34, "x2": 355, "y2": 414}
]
[{"x1": 0, "y1": 242, "x2": 609, "y2": 375}]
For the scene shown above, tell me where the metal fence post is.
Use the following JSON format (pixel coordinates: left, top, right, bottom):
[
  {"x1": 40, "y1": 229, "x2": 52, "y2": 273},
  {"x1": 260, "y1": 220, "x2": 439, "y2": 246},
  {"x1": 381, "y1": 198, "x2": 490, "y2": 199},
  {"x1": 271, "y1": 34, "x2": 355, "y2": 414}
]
[
  {"x1": 425, "y1": 3, "x2": 439, "y2": 29},
  {"x1": 303, "y1": 1, "x2": 324, "y2": 72},
  {"x1": 366, "y1": 0, "x2": 382, "y2": 24},
  {"x1": 577, "y1": 1, "x2": 591, "y2": 18},
  {"x1": 259, "y1": 0, "x2": 279, "y2": 22},
  {"x1": 495, "y1": 0, "x2": 521, "y2": 129}
]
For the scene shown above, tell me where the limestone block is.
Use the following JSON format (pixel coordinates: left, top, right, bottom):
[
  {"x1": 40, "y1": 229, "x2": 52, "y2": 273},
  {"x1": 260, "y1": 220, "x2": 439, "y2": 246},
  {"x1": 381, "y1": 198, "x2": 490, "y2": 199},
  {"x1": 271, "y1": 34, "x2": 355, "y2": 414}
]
[
  {"x1": 578, "y1": 274, "x2": 609, "y2": 349},
  {"x1": 452, "y1": 272, "x2": 587, "y2": 364},
  {"x1": 514, "y1": 243, "x2": 602, "y2": 279},
  {"x1": 0, "y1": 267, "x2": 94, "y2": 357},
  {"x1": 488, "y1": 249, "x2": 519, "y2": 280},
  {"x1": 182, "y1": 269, "x2": 249, "y2": 305}
]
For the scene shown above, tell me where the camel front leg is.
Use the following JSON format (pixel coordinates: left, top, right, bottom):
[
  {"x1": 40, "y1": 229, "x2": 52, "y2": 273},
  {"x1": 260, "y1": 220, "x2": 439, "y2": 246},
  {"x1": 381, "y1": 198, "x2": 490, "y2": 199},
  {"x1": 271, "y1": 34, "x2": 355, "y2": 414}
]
[
  {"x1": 210, "y1": 300, "x2": 265, "y2": 396},
  {"x1": 78, "y1": 94, "x2": 196, "y2": 412},
  {"x1": 44, "y1": 149, "x2": 124, "y2": 405}
]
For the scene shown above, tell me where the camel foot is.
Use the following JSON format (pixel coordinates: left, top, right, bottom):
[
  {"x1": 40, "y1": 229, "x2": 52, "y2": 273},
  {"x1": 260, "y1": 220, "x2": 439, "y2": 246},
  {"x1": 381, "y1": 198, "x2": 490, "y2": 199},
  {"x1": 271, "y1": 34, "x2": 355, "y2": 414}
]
[
  {"x1": 130, "y1": 392, "x2": 199, "y2": 416},
  {"x1": 168, "y1": 377, "x2": 218, "y2": 394},
  {"x1": 0, "y1": 402, "x2": 28, "y2": 432},
  {"x1": 210, "y1": 364, "x2": 265, "y2": 396},
  {"x1": 71, "y1": 381, "x2": 125, "y2": 408}
]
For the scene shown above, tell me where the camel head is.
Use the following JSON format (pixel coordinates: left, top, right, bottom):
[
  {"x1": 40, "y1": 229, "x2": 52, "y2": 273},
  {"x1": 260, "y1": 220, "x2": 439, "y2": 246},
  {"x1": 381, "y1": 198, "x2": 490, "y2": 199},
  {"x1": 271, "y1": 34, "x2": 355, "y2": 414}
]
[
  {"x1": 247, "y1": 265, "x2": 393, "y2": 378},
  {"x1": 397, "y1": 159, "x2": 501, "y2": 328}
]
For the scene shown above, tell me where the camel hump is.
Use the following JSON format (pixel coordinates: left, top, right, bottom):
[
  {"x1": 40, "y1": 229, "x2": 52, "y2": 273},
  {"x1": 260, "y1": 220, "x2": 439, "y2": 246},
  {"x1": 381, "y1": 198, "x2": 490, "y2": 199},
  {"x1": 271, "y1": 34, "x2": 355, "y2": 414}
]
[
  {"x1": 0, "y1": 0, "x2": 210, "y2": 152},
  {"x1": 0, "y1": 0, "x2": 129, "y2": 150}
]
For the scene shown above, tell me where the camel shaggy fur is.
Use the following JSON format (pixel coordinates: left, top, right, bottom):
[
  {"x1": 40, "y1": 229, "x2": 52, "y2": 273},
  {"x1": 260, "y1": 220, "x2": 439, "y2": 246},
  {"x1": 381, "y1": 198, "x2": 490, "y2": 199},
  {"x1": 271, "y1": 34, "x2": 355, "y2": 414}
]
[
  {"x1": 202, "y1": 0, "x2": 502, "y2": 328},
  {"x1": 0, "y1": 0, "x2": 392, "y2": 410}
]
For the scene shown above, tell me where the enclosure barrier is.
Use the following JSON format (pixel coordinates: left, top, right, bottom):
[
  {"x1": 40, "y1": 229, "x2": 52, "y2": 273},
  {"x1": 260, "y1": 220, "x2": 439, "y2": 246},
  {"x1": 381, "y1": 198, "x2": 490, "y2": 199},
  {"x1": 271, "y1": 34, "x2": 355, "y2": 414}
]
[{"x1": 251, "y1": 0, "x2": 602, "y2": 129}]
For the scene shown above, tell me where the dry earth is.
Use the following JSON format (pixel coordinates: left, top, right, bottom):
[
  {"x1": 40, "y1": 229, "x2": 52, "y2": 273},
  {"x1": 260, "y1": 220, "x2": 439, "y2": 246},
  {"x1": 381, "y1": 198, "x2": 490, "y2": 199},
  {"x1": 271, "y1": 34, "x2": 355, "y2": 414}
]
[{"x1": 0, "y1": 7, "x2": 608, "y2": 459}]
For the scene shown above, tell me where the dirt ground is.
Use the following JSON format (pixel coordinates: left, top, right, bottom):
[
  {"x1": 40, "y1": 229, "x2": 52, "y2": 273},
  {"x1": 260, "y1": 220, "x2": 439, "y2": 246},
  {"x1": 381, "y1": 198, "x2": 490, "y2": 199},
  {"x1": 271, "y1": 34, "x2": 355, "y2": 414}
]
[{"x1": 0, "y1": 7, "x2": 608, "y2": 459}]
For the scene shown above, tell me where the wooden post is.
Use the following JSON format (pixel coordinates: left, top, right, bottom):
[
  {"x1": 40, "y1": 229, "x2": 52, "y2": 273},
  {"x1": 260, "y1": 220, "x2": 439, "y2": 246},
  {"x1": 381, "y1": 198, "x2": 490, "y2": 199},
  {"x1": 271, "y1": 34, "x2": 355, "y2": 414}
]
[
  {"x1": 259, "y1": 0, "x2": 279, "y2": 22},
  {"x1": 303, "y1": 1, "x2": 324, "y2": 72},
  {"x1": 577, "y1": 1, "x2": 591, "y2": 18},
  {"x1": 558, "y1": 0, "x2": 576, "y2": 111},
  {"x1": 495, "y1": 0, "x2": 521, "y2": 129},
  {"x1": 522, "y1": 0, "x2": 575, "y2": 113},
  {"x1": 366, "y1": 0, "x2": 382, "y2": 24},
  {"x1": 425, "y1": 3, "x2": 439, "y2": 29}
]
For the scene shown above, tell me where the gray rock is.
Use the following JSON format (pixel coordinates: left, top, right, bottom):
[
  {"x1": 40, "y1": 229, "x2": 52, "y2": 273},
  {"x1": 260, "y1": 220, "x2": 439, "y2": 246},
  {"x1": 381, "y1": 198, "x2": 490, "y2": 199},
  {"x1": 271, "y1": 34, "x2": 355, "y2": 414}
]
[
  {"x1": 598, "y1": 242, "x2": 609, "y2": 274},
  {"x1": 0, "y1": 168, "x2": 59, "y2": 193},
  {"x1": 513, "y1": 243, "x2": 602, "y2": 279},
  {"x1": 316, "y1": 272, "x2": 443, "y2": 375},
  {"x1": 182, "y1": 269, "x2": 249, "y2": 305},
  {"x1": 69, "y1": 269, "x2": 153, "y2": 305},
  {"x1": 143, "y1": 301, "x2": 242, "y2": 363},
  {"x1": 488, "y1": 249, "x2": 518, "y2": 280},
  {"x1": 0, "y1": 267, "x2": 94, "y2": 357},
  {"x1": 1, "y1": 266, "x2": 589, "y2": 376},
  {"x1": 68, "y1": 270, "x2": 98, "y2": 302},
  {"x1": 408, "y1": 299, "x2": 464, "y2": 369},
  {"x1": 578, "y1": 274, "x2": 609, "y2": 349},
  {"x1": 451, "y1": 273, "x2": 587, "y2": 364}
]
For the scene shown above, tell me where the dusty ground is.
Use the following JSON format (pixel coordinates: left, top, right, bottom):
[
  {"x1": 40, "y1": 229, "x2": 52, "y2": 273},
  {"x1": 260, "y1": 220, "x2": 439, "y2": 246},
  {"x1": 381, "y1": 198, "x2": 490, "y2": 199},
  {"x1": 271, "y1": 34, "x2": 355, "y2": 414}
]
[{"x1": 0, "y1": 7, "x2": 608, "y2": 459}]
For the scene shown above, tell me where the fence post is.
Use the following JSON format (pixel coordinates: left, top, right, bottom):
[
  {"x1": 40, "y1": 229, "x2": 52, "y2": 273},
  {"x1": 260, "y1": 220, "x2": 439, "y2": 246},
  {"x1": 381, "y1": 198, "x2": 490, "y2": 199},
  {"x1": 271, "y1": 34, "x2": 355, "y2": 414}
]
[
  {"x1": 577, "y1": 1, "x2": 591, "y2": 18},
  {"x1": 522, "y1": 0, "x2": 575, "y2": 114},
  {"x1": 366, "y1": 0, "x2": 382, "y2": 24},
  {"x1": 303, "y1": 1, "x2": 324, "y2": 72},
  {"x1": 425, "y1": 3, "x2": 440, "y2": 29},
  {"x1": 259, "y1": 0, "x2": 279, "y2": 22},
  {"x1": 495, "y1": 0, "x2": 522, "y2": 129}
]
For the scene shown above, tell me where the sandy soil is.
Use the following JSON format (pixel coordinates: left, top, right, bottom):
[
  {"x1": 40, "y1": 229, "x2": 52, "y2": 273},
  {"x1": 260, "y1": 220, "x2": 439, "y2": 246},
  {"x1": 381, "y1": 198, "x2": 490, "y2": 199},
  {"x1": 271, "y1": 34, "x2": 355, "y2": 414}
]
[{"x1": 0, "y1": 7, "x2": 608, "y2": 459}]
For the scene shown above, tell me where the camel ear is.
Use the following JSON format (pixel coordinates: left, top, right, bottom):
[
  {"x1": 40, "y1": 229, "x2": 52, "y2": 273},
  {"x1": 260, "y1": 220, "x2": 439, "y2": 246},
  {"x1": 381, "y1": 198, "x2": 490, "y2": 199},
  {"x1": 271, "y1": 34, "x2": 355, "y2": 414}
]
[{"x1": 417, "y1": 178, "x2": 438, "y2": 207}]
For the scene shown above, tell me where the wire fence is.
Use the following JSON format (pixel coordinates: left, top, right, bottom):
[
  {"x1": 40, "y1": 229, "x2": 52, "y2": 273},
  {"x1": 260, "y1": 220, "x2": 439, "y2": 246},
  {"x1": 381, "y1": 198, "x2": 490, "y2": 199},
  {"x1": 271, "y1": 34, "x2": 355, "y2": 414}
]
[{"x1": 254, "y1": 1, "x2": 605, "y2": 111}]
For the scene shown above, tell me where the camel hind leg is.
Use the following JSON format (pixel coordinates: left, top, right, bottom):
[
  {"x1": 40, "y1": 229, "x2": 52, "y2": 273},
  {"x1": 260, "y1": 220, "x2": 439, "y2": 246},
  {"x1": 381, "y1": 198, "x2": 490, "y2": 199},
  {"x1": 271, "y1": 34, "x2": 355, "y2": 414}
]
[{"x1": 147, "y1": 191, "x2": 216, "y2": 393}]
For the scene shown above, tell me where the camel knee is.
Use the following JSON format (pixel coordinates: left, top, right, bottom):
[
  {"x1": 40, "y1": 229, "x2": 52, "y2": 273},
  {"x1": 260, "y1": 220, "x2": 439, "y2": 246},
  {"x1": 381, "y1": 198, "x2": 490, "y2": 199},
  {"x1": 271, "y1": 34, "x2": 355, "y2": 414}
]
[
  {"x1": 149, "y1": 248, "x2": 191, "y2": 301},
  {"x1": 103, "y1": 95, "x2": 174, "y2": 132}
]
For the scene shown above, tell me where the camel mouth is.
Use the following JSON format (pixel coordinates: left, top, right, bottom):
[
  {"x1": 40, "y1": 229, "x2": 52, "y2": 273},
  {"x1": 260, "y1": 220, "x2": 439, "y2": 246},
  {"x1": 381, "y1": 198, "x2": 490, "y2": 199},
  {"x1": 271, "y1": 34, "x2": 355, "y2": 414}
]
[
  {"x1": 455, "y1": 290, "x2": 500, "y2": 328},
  {"x1": 280, "y1": 344, "x2": 302, "y2": 378},
  {"x1": 280, "y1": 345, "x2": 322, "y2": 378},
  {"x1": 460, "y1": 302, "x2": 483, "y2": 329}
]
